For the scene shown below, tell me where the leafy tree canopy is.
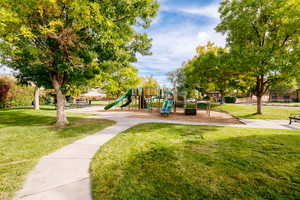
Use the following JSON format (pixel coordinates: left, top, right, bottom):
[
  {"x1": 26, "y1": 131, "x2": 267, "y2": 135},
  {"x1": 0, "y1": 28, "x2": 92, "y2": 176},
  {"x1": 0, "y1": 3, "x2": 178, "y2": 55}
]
[
  {"x1": 97, "y1": 65, "x2": 142, "y2": 98},
  {"x1": 0, "y1": 0, "x2": 158, "y2": 125},
  {"x1": 180, "y1": 42, "x2": 242, "y2": 103},
  {"x1": 216, "y1": 0, "x2": 300, "y2": 113},
  {"x1": 141, "y1": 75, "x2": 160, "y2": 88}
]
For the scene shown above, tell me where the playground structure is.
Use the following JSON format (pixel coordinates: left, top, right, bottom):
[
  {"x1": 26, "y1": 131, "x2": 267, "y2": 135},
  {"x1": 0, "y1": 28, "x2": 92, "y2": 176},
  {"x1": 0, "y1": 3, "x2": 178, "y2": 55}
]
[
  {"x1": 105, "y1": 88, "x2": 176, "y2": 115},
  {"x1": 104, "y1": 87, "x2": 211, "y2": 117}
]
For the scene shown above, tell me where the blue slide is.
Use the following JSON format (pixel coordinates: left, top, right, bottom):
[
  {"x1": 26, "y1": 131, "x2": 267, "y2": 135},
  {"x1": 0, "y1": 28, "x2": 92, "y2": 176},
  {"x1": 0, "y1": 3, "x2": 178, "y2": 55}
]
[{"x1": 160, "y1": 99, "x2": 173, "y2": 115}]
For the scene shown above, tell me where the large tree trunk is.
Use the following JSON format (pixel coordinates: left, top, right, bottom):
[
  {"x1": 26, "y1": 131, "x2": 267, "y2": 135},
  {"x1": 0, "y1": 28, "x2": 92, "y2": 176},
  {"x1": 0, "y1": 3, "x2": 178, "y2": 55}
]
[
  {"x1": 34, "y1": 86, "x2": 40, "y2": 110},
  {"x1": 256, "y1": 95, "x2": 263, "y2": 115},
  {"x1": 255, "y1": 75, "x2": 266, "y2": 115},
  {"x1": 52, "y1": 79, "x2": 69, "y2": 127},
  {"x1": 220, "y1": 91, "x2": 225, "y2": 104}
]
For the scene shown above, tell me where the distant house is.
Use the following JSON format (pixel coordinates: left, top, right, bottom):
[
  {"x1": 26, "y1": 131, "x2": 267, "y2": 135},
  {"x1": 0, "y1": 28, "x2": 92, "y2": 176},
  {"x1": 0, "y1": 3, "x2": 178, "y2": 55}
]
[
  {"x1": 269, "y1": 88, "x2": 300, "y2": 102},
  {"x1": 236, "y1": 95, "x2": 269, "y2": 103}
]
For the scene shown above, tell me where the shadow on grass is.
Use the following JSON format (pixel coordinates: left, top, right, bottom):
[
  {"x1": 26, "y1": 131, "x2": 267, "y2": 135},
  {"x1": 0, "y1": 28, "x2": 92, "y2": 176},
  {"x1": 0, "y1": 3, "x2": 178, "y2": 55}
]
[
  {"x1": 1, "y1": 106, "x2": 56, "y2": 111},
  {"x1": 92, "y1": 134, "x2": 300, "y2": 200},
  {"x1": 114, "y1": 145, "x2": 209, "y2": 199},
  {"x1": 0, "y1": 111, "x2": 57, "y2": 127},
  {"x1": 123, "y1": 123, "x2": 220, "y2": 137},
  {"x1": 54, "y1": 118, "x2": 114, "y2": 138},
  {"x1": 239, "y1": 113, "x2": 260, "y2": 118},
  {"x1": 0, "y1": 109, "x2": 110, "y2": 133}
]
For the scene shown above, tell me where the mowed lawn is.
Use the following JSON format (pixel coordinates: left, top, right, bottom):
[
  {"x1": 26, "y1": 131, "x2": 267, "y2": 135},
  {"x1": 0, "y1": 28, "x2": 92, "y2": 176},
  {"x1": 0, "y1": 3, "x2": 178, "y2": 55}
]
[
  {"x1": 264, "y1": 102, "x2": 300, "y2": 107},
  {"x1": 0, "y1": 107, "x2": 114, "y2": 199},
  {"x1": 91, "y1": 123, "x2": 300, "y2": 200},
  {"x1": 215, "y1": 104, "x2": 300, "y2": 120}
]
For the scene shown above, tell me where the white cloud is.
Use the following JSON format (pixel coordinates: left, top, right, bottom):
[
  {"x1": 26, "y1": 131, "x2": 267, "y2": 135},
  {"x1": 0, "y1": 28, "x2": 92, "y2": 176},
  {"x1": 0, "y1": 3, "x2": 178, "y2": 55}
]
[
  {"x1": 135, "y1": 0, "x2": 225, "y2": 86},
  {"x1": 197, "y1": 31, "x2": 226, "y2": 47},
  {"x1": 136, "y1": 23, "x2": 226, "y2": 85},
  {"x1": 160, "y1": 2, "x2": 220, "y2": 20},
  {"x1": 198, "y1": 32, "x2": 211, "y2": 44},
  {"x1": 179, "y1": 3, "x2": 220, "y2": 19}
]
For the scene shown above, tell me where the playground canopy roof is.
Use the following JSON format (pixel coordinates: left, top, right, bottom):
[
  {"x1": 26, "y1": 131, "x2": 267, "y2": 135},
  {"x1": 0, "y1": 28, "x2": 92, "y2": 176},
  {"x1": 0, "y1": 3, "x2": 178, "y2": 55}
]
[{"x1": 81, "y1": 89, "x2": 106, "y2": 97}]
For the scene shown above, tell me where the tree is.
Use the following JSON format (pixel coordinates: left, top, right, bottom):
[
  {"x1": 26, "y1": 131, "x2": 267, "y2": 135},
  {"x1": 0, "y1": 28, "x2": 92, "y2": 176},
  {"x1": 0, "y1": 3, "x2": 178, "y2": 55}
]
[
  {"x1": 182, "y1": 42, "x2": 240, "y2": 103},
  {"x1": 98, "y1": 66, "x2": 142, "y2": 98},
  {"x1": 0, "y1": 0, "x2": 158, "y2": 126},
  {"x1": 216, "y1": 0, "x2": 300, "y2": 114},
  {"x1": 167, "y1": 68, "x2": 184, "y2": 89},
  {"x1": 33, "y1": 86, "x2": 40, "y2": 110},
  {"x1": 141, "y1": 75, "x2": 160, "y2": 88}
]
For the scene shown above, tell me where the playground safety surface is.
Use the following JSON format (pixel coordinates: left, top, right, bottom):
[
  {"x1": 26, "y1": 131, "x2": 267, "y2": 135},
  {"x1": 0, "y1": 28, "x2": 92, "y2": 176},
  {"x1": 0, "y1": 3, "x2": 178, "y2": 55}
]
[{"x1": 98, "y1": 108, "x2": 242, "y2": 124}]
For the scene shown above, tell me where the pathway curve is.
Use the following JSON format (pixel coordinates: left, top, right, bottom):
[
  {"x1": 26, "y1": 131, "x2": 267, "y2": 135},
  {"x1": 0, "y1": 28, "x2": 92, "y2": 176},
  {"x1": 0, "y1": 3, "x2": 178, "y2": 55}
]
[
  {"x1": 15, "y1": 109, "x2": 300, "y2": 200},
  {"x1": 15, "y1": 113, "x2": 142, "y2": 200}
]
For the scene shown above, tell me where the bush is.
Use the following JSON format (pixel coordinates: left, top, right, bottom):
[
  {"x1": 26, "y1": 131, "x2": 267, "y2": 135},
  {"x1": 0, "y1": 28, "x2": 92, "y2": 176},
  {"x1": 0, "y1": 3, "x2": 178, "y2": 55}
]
[
  {"x1": 203, "y1": 96, "x2": 210, "y2": 101},
  {"x1": 186, "y1": 102, "x2": 196, "y2": 109},
  {"x1": 197, "y1": 103, "x2": 208, "y2": 109},
  {"x1": 9, "y1": 85, "x2": 34, "y2": 107},
  {"x1": 224, "y1": 96, "x2": 237, "y2": 103},
  {"x1": 0, "y1": 75, "x2": 35, "y2": 108},
  {"x1": 40, "y1": 96, "x2": 47, "y2": 105},
  {"x1": 0, "y1": 76, "x2": 14, "y2": 108}
]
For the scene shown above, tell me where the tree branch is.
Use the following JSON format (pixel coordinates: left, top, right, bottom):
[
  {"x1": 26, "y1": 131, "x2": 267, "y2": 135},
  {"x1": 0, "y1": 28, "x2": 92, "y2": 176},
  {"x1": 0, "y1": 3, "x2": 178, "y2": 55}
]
[
  {"x1": 263, "y1": 83, "x2": 271, "y2": 94},
  {"x1": 281, "y1": 34, "x2": 290, "y2": 47},
  {"x1": 251, "y1": 23, "x2": 261, "y2": 46},
  {"x1": 112, "y1": 15, "x2": 130, "y2": 22}
]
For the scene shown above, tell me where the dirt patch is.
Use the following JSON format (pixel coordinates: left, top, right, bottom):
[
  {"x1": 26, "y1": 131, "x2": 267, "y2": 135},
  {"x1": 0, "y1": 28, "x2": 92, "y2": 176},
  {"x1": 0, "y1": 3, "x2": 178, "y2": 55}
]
[{"x1": 99, "y1": 108, "x2": 242, "y2": 124}]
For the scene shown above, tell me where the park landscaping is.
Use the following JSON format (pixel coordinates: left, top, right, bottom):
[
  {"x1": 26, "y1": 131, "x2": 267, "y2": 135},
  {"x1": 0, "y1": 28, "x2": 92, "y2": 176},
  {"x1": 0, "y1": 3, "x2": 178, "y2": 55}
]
[
  {"x1": 91, "y1": 123, "x2": 300, "y2": 200},
  {"x1": 215, "y1": 104, "x2": 300, "y2": 120},
  {"x1": 1, "y1": 0, "x2": 300, "y2": 199},
  {"x1": 0, "y1": 106, "x2": 114, "y2": 199}
]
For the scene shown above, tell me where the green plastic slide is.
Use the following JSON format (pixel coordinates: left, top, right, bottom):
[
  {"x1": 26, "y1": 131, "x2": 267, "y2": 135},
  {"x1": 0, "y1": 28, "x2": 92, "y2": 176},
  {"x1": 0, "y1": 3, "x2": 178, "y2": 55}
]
[
  {"x1": 160, "y1": 99, "x2": 173, "y2": 115},
  {"x1": 104, "y1": 89, "x2": 132, "y2": 110}
]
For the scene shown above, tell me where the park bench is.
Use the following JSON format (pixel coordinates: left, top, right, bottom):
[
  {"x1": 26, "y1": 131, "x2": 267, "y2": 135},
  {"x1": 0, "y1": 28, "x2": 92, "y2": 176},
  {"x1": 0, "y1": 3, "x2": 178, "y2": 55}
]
[{"x1": 289, "y1": 113, "x2": 300, "y2": 124}]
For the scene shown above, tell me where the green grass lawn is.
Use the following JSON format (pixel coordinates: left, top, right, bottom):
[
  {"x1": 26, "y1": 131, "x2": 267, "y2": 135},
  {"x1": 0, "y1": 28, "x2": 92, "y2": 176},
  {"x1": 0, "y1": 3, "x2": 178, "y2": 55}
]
[
  {"x1": 91, "y1": 123, "x2": 300, "y2": 200},
  {"x1": 0, "y1": 106, "x2": 114, "y2": 199},
  {"x1": 264, "y1": 102, "x2": 300, "y2": 107},
  {"x1": 214, "y1": 104, "x2": 300, "y2": 120},
  {"x1": 91, "y1": 101, "x2": 110, "y2": 106}
]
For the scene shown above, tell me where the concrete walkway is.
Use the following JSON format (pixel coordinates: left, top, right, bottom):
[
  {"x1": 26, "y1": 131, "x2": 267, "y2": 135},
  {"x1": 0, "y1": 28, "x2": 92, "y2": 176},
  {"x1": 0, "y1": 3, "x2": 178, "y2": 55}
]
[
  {"x1": 15, "y1": 114, "x2": 141, "y2": 200},
  {"x1": 240, "y1": 119, "x2": 300, "y2": 130},
  {"x1": 15, "y1": 110, "x2": 300, "y2": 200},
  {"x1": 70, "y1": 107, "x2": 300, "y2": 130}
]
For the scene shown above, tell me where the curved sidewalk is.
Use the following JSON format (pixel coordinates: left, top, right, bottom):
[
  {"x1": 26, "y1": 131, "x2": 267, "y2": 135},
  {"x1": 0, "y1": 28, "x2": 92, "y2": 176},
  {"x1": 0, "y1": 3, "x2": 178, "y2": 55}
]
[
  {"x1": 15, "y1": 115, "x2": 141, "y2": 200},
  {"x1": 15, "y1": 111, "x2": 299, "y2": 200}
]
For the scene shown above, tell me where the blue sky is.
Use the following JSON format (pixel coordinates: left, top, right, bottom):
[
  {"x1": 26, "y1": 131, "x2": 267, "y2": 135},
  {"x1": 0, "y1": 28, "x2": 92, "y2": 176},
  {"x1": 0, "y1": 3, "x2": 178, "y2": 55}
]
[
  {"x1": 136, "y1": 0, "x2": 226, "y2": 86},
  {"x1": 0, "y1": 0, "x2": 226, "y2": 85}
]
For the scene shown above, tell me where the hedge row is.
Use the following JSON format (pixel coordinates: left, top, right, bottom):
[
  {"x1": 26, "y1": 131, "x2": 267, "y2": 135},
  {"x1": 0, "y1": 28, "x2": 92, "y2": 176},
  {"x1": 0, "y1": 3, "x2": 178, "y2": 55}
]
[{"x1": 224, "y1": 96, "x2": 237, "y2": 103}]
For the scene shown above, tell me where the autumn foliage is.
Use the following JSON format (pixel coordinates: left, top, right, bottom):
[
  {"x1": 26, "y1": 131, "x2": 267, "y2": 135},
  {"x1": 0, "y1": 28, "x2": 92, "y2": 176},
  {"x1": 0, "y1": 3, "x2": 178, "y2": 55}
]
[
  {"x1": 0, "y1": 76, "x2": 34, "y2": 108},
  {"x1": 0, "y1": 76, "x2": 14, "y2": 108}
]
